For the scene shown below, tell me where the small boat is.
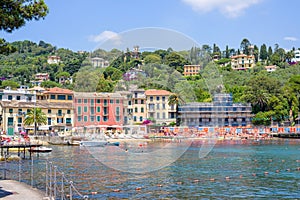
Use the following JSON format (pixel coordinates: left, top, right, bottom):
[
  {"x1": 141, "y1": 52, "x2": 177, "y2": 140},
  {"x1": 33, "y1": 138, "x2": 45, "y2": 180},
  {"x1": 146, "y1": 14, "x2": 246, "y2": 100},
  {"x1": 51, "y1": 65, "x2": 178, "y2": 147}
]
[
  {"x1": 80, "y1": 140, "x2": 119, "y2": 147},
  {"x1": 28, "y1": 146, "x2": 52, "y2": 153}
]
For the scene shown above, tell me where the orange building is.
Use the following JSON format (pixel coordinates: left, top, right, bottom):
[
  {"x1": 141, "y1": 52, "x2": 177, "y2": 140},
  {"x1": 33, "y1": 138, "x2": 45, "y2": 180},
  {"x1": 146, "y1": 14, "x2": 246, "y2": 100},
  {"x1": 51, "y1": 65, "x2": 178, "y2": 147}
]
[{"x1": 183, "y1": 65, "x2": 201, "y2": 76}]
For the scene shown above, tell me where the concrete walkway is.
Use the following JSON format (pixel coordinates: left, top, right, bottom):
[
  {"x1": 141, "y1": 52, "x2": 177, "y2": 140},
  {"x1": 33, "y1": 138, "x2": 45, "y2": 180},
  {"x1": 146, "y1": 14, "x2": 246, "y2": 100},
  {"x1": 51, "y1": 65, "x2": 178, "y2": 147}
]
[{"x1": 0, "y1": 180, "x2": 47, "y2": 200}]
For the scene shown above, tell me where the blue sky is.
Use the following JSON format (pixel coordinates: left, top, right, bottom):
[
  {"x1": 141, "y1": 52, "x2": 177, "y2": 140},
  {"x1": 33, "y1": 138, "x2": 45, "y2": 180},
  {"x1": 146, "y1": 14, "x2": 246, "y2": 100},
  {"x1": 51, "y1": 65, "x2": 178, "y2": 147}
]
[{"x1": 1, "y1": 0, "x2": 300, "y2": 52}]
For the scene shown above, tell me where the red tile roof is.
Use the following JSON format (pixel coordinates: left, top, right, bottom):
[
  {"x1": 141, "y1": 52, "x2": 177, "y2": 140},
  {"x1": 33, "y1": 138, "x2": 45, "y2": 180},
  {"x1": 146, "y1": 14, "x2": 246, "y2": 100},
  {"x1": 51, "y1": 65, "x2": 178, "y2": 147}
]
[
  {"x1": 145, "y1": 89, "x2": 171, "y2": 96},
  {"x1": 44, "y1": 87, "x2": 73, "y2": 95}
]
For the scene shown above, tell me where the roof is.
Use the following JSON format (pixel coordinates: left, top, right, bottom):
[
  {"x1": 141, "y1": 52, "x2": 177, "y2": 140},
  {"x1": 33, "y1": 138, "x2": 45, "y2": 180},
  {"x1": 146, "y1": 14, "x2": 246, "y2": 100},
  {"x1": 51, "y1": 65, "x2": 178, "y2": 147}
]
[
  {"x1": 145, "y1": 89, "x2": 171, "y2": 96},
  {"x1": 44, "y1": 87, "x2": 73, "y2": 95},
  {"x1": 73, "y1": 92, "x2": 124, "y2": 99},
  {"x1": 231, "y1": 54, "x2": 255, "y2": 59},
  {"x1": 265, "y1": 65, "x2": 277, "y2": 69},
  {"x1": 0, "y1": 100, "x2": 72, "y2": 109}
]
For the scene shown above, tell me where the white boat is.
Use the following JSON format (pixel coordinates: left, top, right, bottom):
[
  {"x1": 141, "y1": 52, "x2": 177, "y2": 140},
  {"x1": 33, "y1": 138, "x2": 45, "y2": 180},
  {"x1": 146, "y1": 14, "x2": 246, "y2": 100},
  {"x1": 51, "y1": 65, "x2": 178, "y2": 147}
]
[
  {"x1": 79, "y1": 140, "x2": 119, "y2": 147},
  {"x1": 28, "y1": 146, "x2": 52, "y2": 153}
]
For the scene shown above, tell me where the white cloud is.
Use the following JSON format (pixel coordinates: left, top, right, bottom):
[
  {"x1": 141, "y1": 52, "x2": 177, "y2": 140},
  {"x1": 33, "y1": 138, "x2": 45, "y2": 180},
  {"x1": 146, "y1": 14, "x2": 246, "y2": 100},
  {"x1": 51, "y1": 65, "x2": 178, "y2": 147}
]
[
  {"x1": 89, "y1": 31, "x2": 121, "y2": 44},
  {"x1": 284, "y1": 36, "x2": 298, "y2": 41},
  {"x1": 182, "y1": 0, "x2": 261, "y2": 18}
]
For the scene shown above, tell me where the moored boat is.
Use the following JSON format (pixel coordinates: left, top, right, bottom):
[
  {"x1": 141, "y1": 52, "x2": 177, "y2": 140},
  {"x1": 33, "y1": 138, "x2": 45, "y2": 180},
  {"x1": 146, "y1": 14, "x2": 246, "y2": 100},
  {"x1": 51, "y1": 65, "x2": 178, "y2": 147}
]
[{"x1": 28, "y1": 146, "x2": 52, "y2": 153}]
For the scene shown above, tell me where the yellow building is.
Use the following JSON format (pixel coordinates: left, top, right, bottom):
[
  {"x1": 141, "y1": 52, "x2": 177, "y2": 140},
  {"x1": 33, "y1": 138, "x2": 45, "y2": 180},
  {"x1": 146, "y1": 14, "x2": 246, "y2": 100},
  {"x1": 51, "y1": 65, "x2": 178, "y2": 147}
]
[
  {"x1": 145, "y1": 89, "x2": 176, "y2": 125},
  {"x1": 231, "y1": 54, "x2": 255, "y2": 70},
  {"x1": 183, "y1": 65, "x2": 201, "y2": 76}
]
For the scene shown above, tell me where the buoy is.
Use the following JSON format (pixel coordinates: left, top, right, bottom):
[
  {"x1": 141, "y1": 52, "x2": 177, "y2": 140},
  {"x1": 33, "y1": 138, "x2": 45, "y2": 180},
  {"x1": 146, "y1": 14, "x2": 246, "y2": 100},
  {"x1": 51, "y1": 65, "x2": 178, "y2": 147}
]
[
  {"x1": 275, "y1": 170, "x2": 280, "y2": 173},
  {"x1": 264, "y1": 172, "x2": 269, "y2": 175},
  {"x1": 91, "y1": 192, "x2": 98, "y2": 195},
  {"x1": 225, "y1": 176, "x2": 230, "y2": 180},
  {"x1": 252, "y1": 173, "x2": 256, "y2": 176},
  {"x1": 282, "y1": 160, "x2": 285, "y2": 162},
  {"x1": 193, "y1": 179, "x2": 199, "y2": 183},
  {"x1": 286, "y1": 169, "x2": 290, "y2": 172},
  {"x1": 135, "y1": 187, "x2": 142, "y2": 191},
  {"x1": 239, "y1": 175, "x2": 243, "y2": 178},
  {"x1": 210, "y1": 178, "x2": 215, "y2": 182},
  {"x1": 113, "y1": 189, "x2": 121, "y2": 192},
  {"x1": 296, "y1": 167, "x2": 300, "y2": 171},
  {"x1": 157, "y1": 184, "x2": 163, "y2": 187},
  {"x1": 268, "y1": 159, "x2": 272, "y2": 162},
  {"x1": 176, "y1": 181, "x2": 182, "y2": 185}
]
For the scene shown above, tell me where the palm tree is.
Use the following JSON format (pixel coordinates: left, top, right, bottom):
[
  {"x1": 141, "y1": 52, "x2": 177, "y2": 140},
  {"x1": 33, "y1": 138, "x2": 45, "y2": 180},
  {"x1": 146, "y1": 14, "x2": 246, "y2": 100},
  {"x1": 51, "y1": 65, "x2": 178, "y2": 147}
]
[
  {"x1": 168, "y1": 93, "x2": 185, "y2": 126},
  {"x1": 23, "y1": 108, "x2": 47, "y2": 135}
]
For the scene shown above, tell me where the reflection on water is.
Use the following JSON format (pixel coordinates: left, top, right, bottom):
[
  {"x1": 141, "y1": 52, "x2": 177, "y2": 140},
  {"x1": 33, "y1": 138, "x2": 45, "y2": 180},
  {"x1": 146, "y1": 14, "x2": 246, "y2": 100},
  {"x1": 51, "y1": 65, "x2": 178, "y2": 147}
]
[{"x1": 5, "y1": 139, "x2": 300, "y2": 199}]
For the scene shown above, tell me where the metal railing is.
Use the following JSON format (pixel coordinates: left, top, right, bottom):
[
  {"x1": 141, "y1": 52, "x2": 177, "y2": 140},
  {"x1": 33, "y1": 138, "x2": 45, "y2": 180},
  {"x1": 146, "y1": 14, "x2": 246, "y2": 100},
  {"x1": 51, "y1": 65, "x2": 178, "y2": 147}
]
[{"x1": 0, "y1": 155, "x2": 88, "y2": 199}]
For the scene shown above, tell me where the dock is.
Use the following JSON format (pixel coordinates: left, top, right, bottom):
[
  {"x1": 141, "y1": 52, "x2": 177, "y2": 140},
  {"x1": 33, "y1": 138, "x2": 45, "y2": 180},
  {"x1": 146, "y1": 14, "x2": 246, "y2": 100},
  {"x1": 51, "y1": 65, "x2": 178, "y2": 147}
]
[
  {"x1": 0, "y1": 180, "x2": 46, "y2": 200},
  {"x1": 0, "y1": 144, "x2": 42, "y2": 159}
]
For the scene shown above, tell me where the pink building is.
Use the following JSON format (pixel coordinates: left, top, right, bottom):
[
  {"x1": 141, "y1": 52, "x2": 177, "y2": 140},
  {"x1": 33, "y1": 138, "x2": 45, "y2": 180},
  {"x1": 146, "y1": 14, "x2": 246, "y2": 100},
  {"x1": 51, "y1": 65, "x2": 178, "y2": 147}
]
[{"x1": 73, "y1": 92, "x2": 124, "y2": 127}]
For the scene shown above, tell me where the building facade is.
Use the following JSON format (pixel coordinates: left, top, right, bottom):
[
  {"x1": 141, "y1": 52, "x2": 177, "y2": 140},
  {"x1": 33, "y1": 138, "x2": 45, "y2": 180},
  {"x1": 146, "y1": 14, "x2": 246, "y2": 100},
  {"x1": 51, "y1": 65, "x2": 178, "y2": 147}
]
[
  {"x1": 178, "y1": 93, "x2": 252, "y2": 127},
  {"x1": 73, "y1": 92, "x2": 124, "y2": 127},
  {"x1": 183, "y1": 65, "x2": 201, "y2": 76},
  {"x1": 145, "y1": 89, "x2": 176, "y2": 125},
  {"x1": 231, "y1": 54, "x2": 255, "y2": 70}
]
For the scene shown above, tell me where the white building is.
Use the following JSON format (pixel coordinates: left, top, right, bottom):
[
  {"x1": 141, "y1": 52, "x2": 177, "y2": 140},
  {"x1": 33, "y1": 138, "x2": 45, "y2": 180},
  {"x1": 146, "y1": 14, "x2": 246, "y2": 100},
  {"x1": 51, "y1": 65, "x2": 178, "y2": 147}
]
[{"x1": 291, "y1": 50, "x2": 300, "y2": 62}]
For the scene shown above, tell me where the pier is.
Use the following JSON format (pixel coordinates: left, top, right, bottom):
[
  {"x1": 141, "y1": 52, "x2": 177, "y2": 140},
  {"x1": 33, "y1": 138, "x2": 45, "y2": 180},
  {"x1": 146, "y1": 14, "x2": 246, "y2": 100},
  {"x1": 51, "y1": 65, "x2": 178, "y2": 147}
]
[{"x1": 0, "y1": 144, "x2": 42, "y2": 159}]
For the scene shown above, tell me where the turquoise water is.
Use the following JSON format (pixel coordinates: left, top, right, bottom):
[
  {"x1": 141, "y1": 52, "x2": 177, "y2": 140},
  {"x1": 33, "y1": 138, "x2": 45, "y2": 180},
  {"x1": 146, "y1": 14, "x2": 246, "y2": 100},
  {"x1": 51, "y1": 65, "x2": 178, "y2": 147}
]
[{"x1": 3, "y1": 139, "x2": 300, "y2": 199}]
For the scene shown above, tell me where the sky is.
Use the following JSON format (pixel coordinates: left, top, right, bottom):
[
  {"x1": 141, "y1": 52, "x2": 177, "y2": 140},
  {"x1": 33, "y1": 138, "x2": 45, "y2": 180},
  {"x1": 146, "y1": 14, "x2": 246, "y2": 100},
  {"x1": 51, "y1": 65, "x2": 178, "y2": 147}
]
[{"x1": 1, "y1": 0, "x2": 300, "y2": 52}]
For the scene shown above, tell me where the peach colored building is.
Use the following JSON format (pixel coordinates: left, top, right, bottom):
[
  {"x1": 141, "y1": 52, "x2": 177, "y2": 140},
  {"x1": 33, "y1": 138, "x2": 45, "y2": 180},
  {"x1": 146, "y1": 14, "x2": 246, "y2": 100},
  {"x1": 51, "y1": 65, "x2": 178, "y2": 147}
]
[
  {"x1": 231, "y1": 54, "x2": 255, "y2": 70},
  {"x1": 183, "y1": 65, "x2": 201, "y2": 76}
]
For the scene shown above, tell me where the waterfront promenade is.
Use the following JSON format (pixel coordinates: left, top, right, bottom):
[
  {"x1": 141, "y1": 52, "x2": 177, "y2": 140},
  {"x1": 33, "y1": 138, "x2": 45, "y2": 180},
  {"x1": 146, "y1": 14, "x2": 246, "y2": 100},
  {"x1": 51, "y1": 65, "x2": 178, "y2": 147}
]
[{"x1": 0, "y1": 180, "x2": 46, "y2": 200}]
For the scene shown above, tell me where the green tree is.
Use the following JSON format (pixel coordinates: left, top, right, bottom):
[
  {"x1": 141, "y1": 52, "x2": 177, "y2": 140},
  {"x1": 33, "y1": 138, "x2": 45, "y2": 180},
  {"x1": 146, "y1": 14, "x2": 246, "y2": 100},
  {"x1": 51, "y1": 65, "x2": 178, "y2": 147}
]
[
  {"x1": 0, "y1": 0, "x2": 48, "y2": 32},
  {"x1": 23, "y1": 108, "x2": 47, "y2": 135},
  {"x1": 268, "y1": 46, "x2": 273, "y2": 60},
  {"x1": 165, "y1": 52, "x2": 190, "y2": 73},
  {"x1": 259, "y1": 44, "x2": 268, "y2": 61},
  {"x1": 144, "y1": 54, "x2": 161, "y2": 64},
  {"x1": 40, "y1": 81, "x2": 61, "y2": 88},
  {"x1": 240, "y1": 38, "x2": 251, "y2": 55},
  {"x1": 168, "y1": 93, "x2": 185, "y2": 126},
  {"x1": 1, "y1": 80, "x2": 19, "y2": 89}
]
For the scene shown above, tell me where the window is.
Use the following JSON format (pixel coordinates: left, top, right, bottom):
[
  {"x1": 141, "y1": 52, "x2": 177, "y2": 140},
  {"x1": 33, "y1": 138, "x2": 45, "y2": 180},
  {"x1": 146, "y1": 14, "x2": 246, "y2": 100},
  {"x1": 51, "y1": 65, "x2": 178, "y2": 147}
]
[
  {"x1": 97, "y1": 116, "x2": 101, "y2": 122},
  {"x1": 116, "y1": 99, "x2": 120, "y2": 104},
  {"x1": 8, "y1": 95, "x2": 12, "y2": 100},
  {"x1": 162, "y1": 104, "x2": 166, "y2": 109},
  {"x1": 163, "y1": 113, "x2": 166, "y2": 119},
  {"x1": 134, "y1": 107, "x2": 138, "y2": 112},
  {"x1": 103, "y1": 116, "x2": 108, "y2": 122},
  {"x1": 104, "y1": 99, "x2": 108, "y2": 105},
  {"x1": 116, "y1": 116, "x2": 120, "y2": 122},
  {"x1": 77, "y1": 107, "x2": 82, "y2": 115},
  {"x1": 134, "y1": 99, "x2": 138, "y2": 104},
  {"x1": 0, "y1": 95, "x2": 2, "y2": 100},
  {"x1": 91, "y1": 99, "x2": 94, "y2": 105},
  {"x1": 48, "y1": 118, "x2": 52, "y2": 125},
  {"x1": 139, "y1": 116, "x2": 143, "y2": 122},
  {"x1": 68, "y1": 95, "x2": 73, "y2": 100},
  {"x1": 90, "y1": 116, "x2": 95, "y2": 122},
  {"x1": 110, "y1": 99, "x2": 114, "y2": 104},
  {"x1": 133, "y1": 116, "x2": 137, "y2": 121},
  {"x1": 84, "y1": 99, "x2": 88, "y2": 104},
  {"x1": 84, "y1": 106, "x2": 88, "y2": 113},
  {"x1": 67, "y1": 110, "x2": 71, "y2": 114},
  {"x1": 57, "y1": 118, "x2": 64, "y2": 123},
  {"x1": 90, "y1": 107, "x2": 95, "y2": 115},
  {"x1": 97, "y1": 107, "x2": 100, "y2": 112},
  {"x1": 84, "y1": 116, "x2": 88, "y2": 122},
  {"x1": 141, "y1": 99, "x2": 144, "y2": 104},
  {"x1": 157, "y1": 113, "x2": 160, "y2": 119},
  {"x1": 57, "y1": 110, "x2": 62, "y2": 116},
  {"x1": 141, "y1": 107, "x2": 144, "y2": 113},
  {"x1": 9, "y1": 108, "x2": 13, "y2": 113},
  {"x1": 78, "y1": 116, "x2": 82, "y2": 122},
  {"x1": 128, "y1": 101, "x2": 132, "y2": 105},
  {"x1": 97, "y1": 99, "x2": 100, "y2": 104},
  {"x1": 66, "y1": 118, "x2": 72, "y2": 124},
  {"x1": 57, "y1": 95, "x2": 66, "y2": 100},
  {"x1": 7, "y1": 117, "x2": 13, "y2": 126},
  {"x1": 162, "y1": 97, "x2": 165, "y2": 102},
  {"x1": 116, "y1": 107, "x2": 120, "y2": 115},
  {"x1": 50, "y1": 95, "x2": 55, "y2": 100},
  {"x1": 156, "y1": 104, "x2": 160, "y2": 109},
  {"x1": 18, "y1": 108, "x2": 22, "y2": 113},
  {"x1": 156, "y1": 96, "x2": 160, "y2": 101},
  {"x1": 77, "y1": 99, "x2": 82, "y2": 104},
  {"x1": 17, "y1": 96, "x2": 21, "y2": 100},
  {"x1": 150, "y1": 96, "x2": 153, "y2": 101},
  {"x1": 18, "y1": 117, "x2": 22, "y2": 124}
]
